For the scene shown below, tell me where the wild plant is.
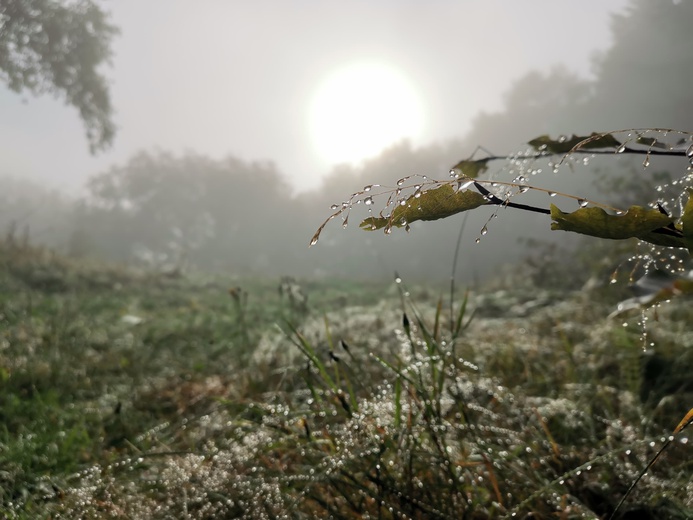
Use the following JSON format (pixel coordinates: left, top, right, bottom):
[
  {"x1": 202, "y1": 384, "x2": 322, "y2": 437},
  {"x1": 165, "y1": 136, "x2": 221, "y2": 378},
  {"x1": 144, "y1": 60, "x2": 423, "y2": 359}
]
[{"x1": 310, "y1": 128, "x2": 693, "y2": 518}]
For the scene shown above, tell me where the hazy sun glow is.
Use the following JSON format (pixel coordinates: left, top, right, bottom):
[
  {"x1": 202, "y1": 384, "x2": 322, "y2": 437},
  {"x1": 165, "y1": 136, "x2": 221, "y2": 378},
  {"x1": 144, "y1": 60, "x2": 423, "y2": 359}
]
[{"x1": 309, "y1": 63, "x2": 425, "y2": 165}]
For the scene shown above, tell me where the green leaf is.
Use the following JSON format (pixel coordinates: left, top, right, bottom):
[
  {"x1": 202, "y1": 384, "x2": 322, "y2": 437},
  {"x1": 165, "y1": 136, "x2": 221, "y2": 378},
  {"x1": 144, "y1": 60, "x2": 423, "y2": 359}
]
[
  {"x1": 680, "y1": 190, "x2": 693, "y2": 253},
  {"x1": 550, "y1": 204, "x2": 684, "y2": 247},
  {"x1": 450, "y1": 158, "x2": 491, "y2": 179},
  {"x1": 360, "y1": 184, "x2": 488, "y2": 231},
  {"x1": 528, "y1": 133, "x2": 621, "y2": 154}
]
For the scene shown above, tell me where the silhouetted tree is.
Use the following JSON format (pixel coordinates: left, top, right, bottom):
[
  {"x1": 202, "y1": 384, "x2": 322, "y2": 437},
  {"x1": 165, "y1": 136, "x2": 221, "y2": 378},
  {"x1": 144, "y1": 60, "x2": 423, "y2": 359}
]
[
  {"x1": 0, "y1": 0, "x2": 117, "y2": 151},
  {"x1": 83, "y1": 151, "x2": 296, "y2": 273}
]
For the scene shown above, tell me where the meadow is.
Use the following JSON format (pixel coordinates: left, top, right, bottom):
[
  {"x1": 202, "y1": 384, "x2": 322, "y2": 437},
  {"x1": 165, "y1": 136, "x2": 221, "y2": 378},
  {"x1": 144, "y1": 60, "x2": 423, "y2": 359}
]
[{"x1": 0, "y1": 238, "x2": 691, "y2": 519}]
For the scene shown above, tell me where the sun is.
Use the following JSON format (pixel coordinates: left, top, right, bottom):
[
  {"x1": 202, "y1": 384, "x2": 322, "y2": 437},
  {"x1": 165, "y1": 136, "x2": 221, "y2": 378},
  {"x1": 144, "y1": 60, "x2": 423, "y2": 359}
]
[{"x1": 308, "y1": 62, "x2": 425, "y2": 166}]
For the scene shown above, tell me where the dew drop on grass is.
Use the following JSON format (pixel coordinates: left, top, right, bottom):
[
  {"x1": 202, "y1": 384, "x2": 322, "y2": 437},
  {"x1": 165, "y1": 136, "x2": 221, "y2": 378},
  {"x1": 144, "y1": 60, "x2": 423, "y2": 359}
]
[
  {"x1": 475, "y1": 238, "x2": 481, "y2": 244},
  {"x1": 480, "y1": 225, "x2": 488, "y2": 236},
  {"x1": 364, "y1": 196, "x2": 374, "y2": 205},
  {"x1": 363, "y1": 185, "x2": 372, "y2": 192},
  {"x1": 518, "y1": 185, "x2": 530, "y2": 193},
  {"x1": 643, "y1": 155, "x2": 651, "y2": 168},
  {"x1": 397, "y1": 178, "x2": 406, "y2": 186},
  {"x1": 617, "y1": 144, "x2": 627, "y2": 153},
  {"x1": 330, "y1": 204, "x2": 339, "y2": 210},
  {"x1": 310, "y1": 236, "x2": 319, "y2": 246},
  {"x1": 548, "y1": 191, "x2": 557, "y2": 197},
  {"x1": 578, "y1": 199, "x2": 589, "y2": 208}
]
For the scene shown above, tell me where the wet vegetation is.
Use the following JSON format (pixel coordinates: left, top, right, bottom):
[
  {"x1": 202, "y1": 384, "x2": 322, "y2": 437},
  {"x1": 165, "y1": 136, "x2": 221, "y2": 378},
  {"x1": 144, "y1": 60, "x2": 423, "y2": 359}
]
[
  {"x1": 0, "y1": 217, "x2": 691, "y2": 518},
  {"x1": 1, "y1": 1, "x2": 692, "y2": 518}
]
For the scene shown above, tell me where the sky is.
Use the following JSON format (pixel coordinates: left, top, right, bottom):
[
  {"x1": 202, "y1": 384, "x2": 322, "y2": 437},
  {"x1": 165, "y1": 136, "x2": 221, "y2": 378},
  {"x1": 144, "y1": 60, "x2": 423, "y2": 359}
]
[{"x1": 0, "y1": 0, "x2": 630, "y2": 195}]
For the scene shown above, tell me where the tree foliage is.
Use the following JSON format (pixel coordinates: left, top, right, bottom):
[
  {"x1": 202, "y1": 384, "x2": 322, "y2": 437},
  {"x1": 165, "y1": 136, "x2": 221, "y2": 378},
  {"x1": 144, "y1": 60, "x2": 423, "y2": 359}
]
[
  {"x1": 312, "y1": 130, "x2": 693, "y2": 255},
  {"x1": 81, "y1": 151, "x2": 297, "y2": 272},
  {"x1": 0, "y1": 0, "x2": 117, "y2": 152}
]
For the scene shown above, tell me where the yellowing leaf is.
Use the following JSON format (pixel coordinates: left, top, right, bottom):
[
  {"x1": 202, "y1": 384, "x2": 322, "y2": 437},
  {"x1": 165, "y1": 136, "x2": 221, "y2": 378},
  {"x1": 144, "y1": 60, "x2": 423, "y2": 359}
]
[
  {"x1": 450, "y1": 158, "x2": 491, "y2": 179},
  {"x1": 529, "y1": 133, "x2": 621, "y2": 154},
  {"x1": 550, "y1": 204, "x2": 684, "y2": 248},
  {"x1": 674, "y1": 407, "x2": 693, "y2": 434},
  {"x1": 360, "y1": 184, "x2": 488, "y2": 231}
]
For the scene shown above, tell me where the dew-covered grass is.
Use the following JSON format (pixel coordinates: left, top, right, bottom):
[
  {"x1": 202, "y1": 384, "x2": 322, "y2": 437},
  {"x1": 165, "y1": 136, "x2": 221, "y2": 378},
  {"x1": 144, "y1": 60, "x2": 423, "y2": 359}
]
[{"x1": 0, "y1": 240, "x2": 691, "y2": 519}]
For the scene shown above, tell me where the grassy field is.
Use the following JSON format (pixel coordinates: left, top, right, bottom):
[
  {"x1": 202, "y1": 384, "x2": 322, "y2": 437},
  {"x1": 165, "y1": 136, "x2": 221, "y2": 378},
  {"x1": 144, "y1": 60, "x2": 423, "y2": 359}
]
[{"x1": 0, "y1": 241, "x2": 691, "y2": 519}]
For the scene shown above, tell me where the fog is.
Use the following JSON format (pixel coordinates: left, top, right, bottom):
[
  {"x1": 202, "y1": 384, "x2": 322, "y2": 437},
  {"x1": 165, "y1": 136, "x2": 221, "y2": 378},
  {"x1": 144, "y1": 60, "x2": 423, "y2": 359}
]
[{"x1": 1, "y1": 0, "x2": 691, "y2": 284}]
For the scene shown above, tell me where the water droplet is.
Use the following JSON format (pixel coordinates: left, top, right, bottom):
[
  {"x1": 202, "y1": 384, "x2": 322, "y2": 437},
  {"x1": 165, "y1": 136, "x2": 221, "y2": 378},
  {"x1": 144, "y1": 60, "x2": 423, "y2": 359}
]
[
  {"x1": 548, "y1": 191, "x2": 557, "y2": 197},
  {"x1": 330, "y1": 204, "x2": 340, "y2": 210},
  {"x1": 518, "y1": 185, "x2": 530, "y2": 193},
  {"x1": 558, "y1": 135, "x2": 567, "y2": 143},
  {"x1": 395, "y1": 274, "x2": 402, "y2": 284},
  {"x1": 397, "y1": 178, "x2": 405, "y2": 186},
  {"x1": 399, "y1": 200, "x2": 407, "y2": 206},
  {"x1": 363, "y1": 185, "x2": 372, "y2": 192},
  {"x1": 342, "y1": 215, "x2": 349, "y2": 228},
  {"x1": 642, "y1": 155, "x2": 650, "y2": 168},
  {"x1": 617, "y1": 144, "x2": 627, "y2": 153},
  {"x1": 480, "y1": 225, "x2": 488, "y2": 236},
  {"x1": 405, "y1": 223, "x2": 411, "y2": 232},
  {"x1": 475, "y1": 238, "x2": 481, "y2": 244},
  {"x1": 364, "y1": 196, "x2": 374, "y2": 205},
  {"x1": 578, "y1": 199, "x2": 589, "y2": 208},
  {"x1": 310, "y1": 236, "x2": 319, "y2": 246}
]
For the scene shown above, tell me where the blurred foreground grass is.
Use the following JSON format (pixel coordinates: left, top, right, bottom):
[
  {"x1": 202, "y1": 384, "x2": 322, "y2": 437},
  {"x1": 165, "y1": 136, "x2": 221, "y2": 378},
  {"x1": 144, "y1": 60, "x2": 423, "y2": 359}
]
[{"x1": 0, "y1": 240, "x2": 691, "y2": 519}]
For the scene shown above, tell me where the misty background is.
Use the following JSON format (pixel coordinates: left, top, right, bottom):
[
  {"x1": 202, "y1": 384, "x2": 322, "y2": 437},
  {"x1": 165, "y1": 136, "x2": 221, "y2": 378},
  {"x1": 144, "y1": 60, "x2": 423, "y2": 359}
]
[{"x1": 1, "y1": 0, "x2": 691, "y2": 284}]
